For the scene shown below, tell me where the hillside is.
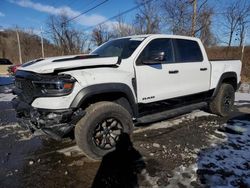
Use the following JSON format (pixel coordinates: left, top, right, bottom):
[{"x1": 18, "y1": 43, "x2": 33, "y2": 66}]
[{"x1": 0, "y1": 29, "x2": 61, "y2": 64}]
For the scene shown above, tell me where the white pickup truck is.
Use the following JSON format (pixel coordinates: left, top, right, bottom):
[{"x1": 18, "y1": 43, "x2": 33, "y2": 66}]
[{"x1": 12, "y1": 34, "x2": 242, "y2": 160}]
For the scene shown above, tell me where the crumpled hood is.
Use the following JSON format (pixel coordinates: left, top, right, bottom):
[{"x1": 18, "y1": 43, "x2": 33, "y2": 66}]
[{"x1": 17, "y1": 54, "x2": 119, "y2": 74}]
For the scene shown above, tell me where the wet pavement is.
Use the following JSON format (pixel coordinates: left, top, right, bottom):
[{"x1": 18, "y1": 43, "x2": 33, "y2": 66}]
[{"x1": 0, "y1": 92, "x2": 250, "y2": 188}]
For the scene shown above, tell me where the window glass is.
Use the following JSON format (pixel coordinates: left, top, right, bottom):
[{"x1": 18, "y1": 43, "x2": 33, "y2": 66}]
[
  {"x1": 138, "y1": 38, "x2": 174, "y2": 64},
  {"x1": 174, "y1": 39, "x2": 203, "y2": 62},
  {"x1": 91, "y1": 38, "x2": 144, "y2": 59}
]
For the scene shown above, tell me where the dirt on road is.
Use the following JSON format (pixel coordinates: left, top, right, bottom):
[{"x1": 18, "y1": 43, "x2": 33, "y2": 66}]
[{"x1": 0, "y1": 92, "x2": 250, "y2": 188}]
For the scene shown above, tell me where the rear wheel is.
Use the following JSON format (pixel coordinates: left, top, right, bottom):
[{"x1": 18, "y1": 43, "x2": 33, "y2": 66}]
[
  {"x1": 209, "y1": 83, "x2": 235, "y2": 117},
  {"x1": 75, "y1": 101, "x2": 133, "y2": 160}
]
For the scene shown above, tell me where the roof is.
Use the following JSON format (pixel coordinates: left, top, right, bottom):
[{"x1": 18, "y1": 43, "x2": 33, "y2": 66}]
[{"x1": 119, "y1": 34, "x2": 199, "y2": 41}]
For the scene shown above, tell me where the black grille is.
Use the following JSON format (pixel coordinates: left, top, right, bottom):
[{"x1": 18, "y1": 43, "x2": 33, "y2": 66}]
[{"x1": 15, "y1": 78, "x2": 36, "y2": 104}]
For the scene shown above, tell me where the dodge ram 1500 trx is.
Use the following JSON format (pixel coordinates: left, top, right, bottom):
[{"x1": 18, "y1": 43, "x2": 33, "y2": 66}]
[{"x1": 12, "y1": 34, "x2": 242, "y2": 160}]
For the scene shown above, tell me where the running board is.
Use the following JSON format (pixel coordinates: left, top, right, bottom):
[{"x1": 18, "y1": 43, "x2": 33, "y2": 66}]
[{"x1": 136, "y1": 102, "x2": 207, "y2": 124}]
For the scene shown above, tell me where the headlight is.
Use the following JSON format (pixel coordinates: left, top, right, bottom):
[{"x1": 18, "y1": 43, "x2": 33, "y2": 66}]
[{"x1": 32, "y1": 75, "x2": 75, "y2": 96}]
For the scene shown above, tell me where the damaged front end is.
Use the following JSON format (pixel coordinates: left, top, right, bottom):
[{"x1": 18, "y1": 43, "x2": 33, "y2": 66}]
[
  {"x1": 12, "y1": 98, "x2": 84, "y2": 140},
  {"x1": 12, "y1": 70, "x2": 84, "y2": 140}
]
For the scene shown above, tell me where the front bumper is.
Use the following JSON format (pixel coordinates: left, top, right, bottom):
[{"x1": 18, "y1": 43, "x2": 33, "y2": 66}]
[{"x1": 12, "y1": 97, "x2": 84, "y2": 140}]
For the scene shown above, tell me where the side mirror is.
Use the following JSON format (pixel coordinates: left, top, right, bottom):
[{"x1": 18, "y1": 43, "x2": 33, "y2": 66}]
[
  {"x1": 152, "y1": 51, "x2": 165, "y2": 61},
  {"x1": 142, "y1": 51, "x2": 165, "y2": 65}
]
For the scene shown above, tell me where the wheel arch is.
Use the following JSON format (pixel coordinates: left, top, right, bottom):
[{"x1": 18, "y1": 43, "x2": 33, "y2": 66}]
[
  {"x1": 70, "y1": 83, "x2": 138, "y2": 117},
  {"x1": 212, "y1": 72, "x2": 237, "y2": 99}
]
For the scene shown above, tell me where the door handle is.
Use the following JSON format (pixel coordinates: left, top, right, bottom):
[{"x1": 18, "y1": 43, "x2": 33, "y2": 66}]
[
  {"x1": 200, "y1": 68, "x2": 207, "y2": 71},
  {"x1": 169, "y1": 70, "x2": 179, "y2": 74}
]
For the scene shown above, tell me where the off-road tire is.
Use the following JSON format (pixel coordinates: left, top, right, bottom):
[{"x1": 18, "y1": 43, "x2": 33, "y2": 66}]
[
  {"x1": 75, "y1": 101, "x2": 133, "y2": 160},
  {"x1": 209, "y1": 83, "x2": 235, "y2": 117}
]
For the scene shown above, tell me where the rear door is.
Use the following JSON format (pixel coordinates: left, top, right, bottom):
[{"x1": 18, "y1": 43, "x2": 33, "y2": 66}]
[{"x1": 172, "y1": 39, "x2": 210, "y2": 95}]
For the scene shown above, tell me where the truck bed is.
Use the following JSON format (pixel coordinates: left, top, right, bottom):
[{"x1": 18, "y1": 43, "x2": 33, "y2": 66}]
[{"x1": 210, "y1": 60, "x2": 242, "y2": 90}]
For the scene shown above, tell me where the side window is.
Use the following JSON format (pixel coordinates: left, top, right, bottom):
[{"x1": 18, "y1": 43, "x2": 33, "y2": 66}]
[
  {"x1": 173, "y1": 39, "x2": 203, "y2": 62},
  {"x1": 137, "y1": 38, "x2": 174, "y2": 64}
]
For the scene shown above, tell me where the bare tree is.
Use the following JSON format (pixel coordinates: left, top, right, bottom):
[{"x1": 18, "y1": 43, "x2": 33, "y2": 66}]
[
  {"x1": 47, "y1": 13, "x2": 86, "y2": 55},
  {"x1": 223, "y1": 0, "x2": 250, "y2": 47},
  {"x1": 161, "y1": 0, "x2": 192, "y2": 35},
  {"x1": 161, "y1": 0, "x2": 215, "y2": 45},
  {"x1": 112, "y1": 16, "x2": 136, "y2": 37},
  {"x1": 91, "y1": 24, "x2": 113, "y2": 46},
  {"x1": 134, "y1": 0, "x2": 161, "y2": 34},
  {"x1": 195, "y1": 3, "x2": 216, "y2": 46},
  {"x1": 191, "y1": 0, "x2": 197, "y2": 37},
  {"x1": 91, "y1": 16, "x2": 136, "y2": 46},
  {"x1": 237, "y1": 18, "x2": 247, "y2": 47},
  {"x1": 198, "y1": 10, "x2": 216, "y2": 46},
  {"x1": 237, "y1": 3, "x2": 250, "y2": 46}
]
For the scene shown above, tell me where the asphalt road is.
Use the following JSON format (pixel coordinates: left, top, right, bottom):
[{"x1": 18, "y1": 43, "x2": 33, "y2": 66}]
[{"x1": 0, "y1": 92, "x2": 250, "y2": 188}]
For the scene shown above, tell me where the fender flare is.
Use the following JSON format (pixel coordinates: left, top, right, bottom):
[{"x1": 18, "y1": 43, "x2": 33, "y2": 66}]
[
  {"x1": 70, "y1": 83, "x2": 138, "y2": 117},
  {"x1": 212, "y1": 71, "x2": 237, "y2": 98}
]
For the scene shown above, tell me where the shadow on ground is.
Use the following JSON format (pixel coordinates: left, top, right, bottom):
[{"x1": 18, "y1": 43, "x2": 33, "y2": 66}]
[{"x1": 92, "y1": 133, "x2": 145, "y2": 188}]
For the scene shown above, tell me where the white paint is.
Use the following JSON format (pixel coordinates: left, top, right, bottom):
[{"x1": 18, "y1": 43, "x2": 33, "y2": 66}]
[
  {"x1": 18, "y1": 56, "x2": 119, "y2": 74},
  {"x1": 134, "y1": 35, "x2": 211, "y2": 103},
  {"x1": 210, "y1": 60, "x2": 241, "y2": 90}
]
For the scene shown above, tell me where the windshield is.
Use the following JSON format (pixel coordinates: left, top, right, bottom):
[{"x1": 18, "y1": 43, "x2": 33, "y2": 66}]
[{"x1": 91, "y1": 38, "x2": 145, "y2": 59}]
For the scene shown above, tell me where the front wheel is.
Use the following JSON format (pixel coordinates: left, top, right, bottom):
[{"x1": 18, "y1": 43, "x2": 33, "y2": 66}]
[
  {"x1": 209, "y1": 83, "x2": 235, "y2": 117},
  {"x1": 75, "y1": 101, "x2": 133, "y2": 160}
]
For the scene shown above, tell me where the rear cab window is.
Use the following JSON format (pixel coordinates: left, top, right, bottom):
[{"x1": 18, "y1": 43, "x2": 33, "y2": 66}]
[{"x1": 173, "y1": 39, "x2": 203, "y2": 63}]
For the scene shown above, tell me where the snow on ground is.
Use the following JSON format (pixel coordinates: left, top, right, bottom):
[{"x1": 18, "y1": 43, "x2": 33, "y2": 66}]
[
  {"x1": 166, "y1": 118, "x2": 250, "y2": 188},
  {"x1": 0, "y1": 75, "x2": 15, "y2": 100},
  {"x1": 238, "y1": 83, "x2": 250, "y2": 93},
  {"x1": 0, "y1": 75, "x2": 15, "y2": 93},
  {"x1": 236, "y1": 92, "x2": 250, "y2": 101},
  {"x1": 166, "y1": 92, "x2": 250, "y2": 188},
  {"x1": 199, "y1": 119, "x2": 250, "y2": 187},
  {"x1": 235, "y1": 92, "x2": 250, "y2": 106},
  {"x1": 0, "y1": 90, "x2": 31, "y2": 141},
  {"x1": 0, "y1": 93, "x2": 15, "y2": 101},
  {"x1": 0, "y1": 123, "x2": 19, "y2": 131},
  {"x1": 57, "y1": 145, "x2": 84, "y2": 157},
  {"x1": 0, "y1": 122, "x2": 34, "y2": 141}
]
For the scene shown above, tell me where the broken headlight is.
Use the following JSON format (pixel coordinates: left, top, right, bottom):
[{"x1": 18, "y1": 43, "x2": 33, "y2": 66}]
[{"x1": 32, "y1": 75, "x2": 76, "y2": 96}]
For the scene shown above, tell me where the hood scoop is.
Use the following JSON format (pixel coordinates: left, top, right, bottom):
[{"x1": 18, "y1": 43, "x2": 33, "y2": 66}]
[
  {"x1": 18, "y1": 55, "x2": 119, "y2": 74},
  {"x1": 52, "y1": 54, "x2": 99, "y2": 62}
]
